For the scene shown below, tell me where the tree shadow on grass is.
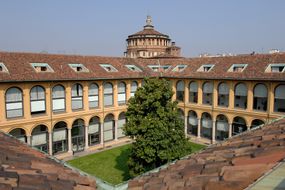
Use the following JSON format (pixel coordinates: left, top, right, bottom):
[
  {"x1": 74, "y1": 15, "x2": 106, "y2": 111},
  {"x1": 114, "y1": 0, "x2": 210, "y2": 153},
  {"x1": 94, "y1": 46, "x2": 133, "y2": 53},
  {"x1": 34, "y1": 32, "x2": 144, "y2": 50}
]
[{"x1": 114, "y1": 147, "x2": 131, "y2": 182}]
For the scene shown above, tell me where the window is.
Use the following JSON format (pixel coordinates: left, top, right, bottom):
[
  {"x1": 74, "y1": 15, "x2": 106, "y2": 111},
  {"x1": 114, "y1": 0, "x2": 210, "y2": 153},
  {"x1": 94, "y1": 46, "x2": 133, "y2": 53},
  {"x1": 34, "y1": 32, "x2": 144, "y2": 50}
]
[
  {"x1": 131, "y1": 81, "x2": 138, "y2": 97},
  {"x1": 5, "y1": 87, "x2": 23, "y2": 118},
  {"x1": 274, "y1": 85, "x2": 285, "y2": 112},
  {"x1": 228, "y1": 64, "x2": 248, "y2": 72},
  {"x1": 202, "y1": 82, "x2": 213, "y2": 105},
  {"x1": 125, "y1": 64, "x2": 142, "y2": 72},
  {"x1": 89, "y1": 83, "x2": 99, "y2": 108},
  {"x1": 104, "y1": 82, "x2": 113, "y2": 106},
  {"x1": 172, "y1": 65, "x2": 187, "y2": 72},
  {"x1": 30, "y1": 86, "x2": 46, "y2": 114},
  {"x1": 189, "y1": 82, "x2": 198, "y2": 103},
  {"x1": 100, "y1": 64, "x2": 118, "y2": 72},
  {"x1": 148, "y1": 65, "x2": 171, "y2": 72},
  {"x1": 52, "y1": 85, "x2": 65, "y2": 112},
  {"x1": 218, "y1": 82, "x2": 229, "y2": 107},
  {"x1": 176, "y1": 80, "x2": 184, "y2": 101},
  {"x1": 253, "y1": 84, "x2": 268, "y2": 111},
  {"x1": 197, "y1": 64, "x2": 214, "y2": 72},
  {"x1": 30, "y1": 63, "x2": 54, "y2": 72},
  {"x1": 68, "y1": 63, "x2": 89, "y2": 72},
  {"x1": 265, "y1": 64, "x2": 285, "y2": 73},
  {"x1": 89, "y1": 117, "x2": 100, "y2": 146},
  {"x1": 0, "y1": 63, "x2": 8, "y2": 72},
  {"x1": 71, "y1": 83, "x2": 83, "y2": 110},
  {"x1": 234, "y1": 83, "x2": 247, "y2": 109},
  {"x1": 118, "y1": 82, "x2": 126, "y2": 105}
]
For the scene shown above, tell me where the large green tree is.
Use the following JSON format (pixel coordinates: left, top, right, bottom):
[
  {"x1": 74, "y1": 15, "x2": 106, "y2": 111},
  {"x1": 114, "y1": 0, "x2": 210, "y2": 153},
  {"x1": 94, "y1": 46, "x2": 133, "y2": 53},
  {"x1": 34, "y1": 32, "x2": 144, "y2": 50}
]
[{"x1": 124, "y1": 78, "x2": 191, "y2": 177}]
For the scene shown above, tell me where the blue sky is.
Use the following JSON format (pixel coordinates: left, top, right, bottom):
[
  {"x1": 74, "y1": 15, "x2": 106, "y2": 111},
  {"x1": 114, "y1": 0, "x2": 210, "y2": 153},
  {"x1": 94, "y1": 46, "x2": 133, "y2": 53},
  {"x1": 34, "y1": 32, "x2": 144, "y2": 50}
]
[{"x1": 0, "y1": 0, "x2": 284, "y2": 57}]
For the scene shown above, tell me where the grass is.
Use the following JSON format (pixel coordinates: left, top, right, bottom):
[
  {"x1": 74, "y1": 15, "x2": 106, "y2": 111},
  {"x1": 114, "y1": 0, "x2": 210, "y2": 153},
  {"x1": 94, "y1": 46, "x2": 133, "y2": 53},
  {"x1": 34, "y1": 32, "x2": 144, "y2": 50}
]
[{"x1": 67, "y1": 141, "x2": 206, "y2": 185}]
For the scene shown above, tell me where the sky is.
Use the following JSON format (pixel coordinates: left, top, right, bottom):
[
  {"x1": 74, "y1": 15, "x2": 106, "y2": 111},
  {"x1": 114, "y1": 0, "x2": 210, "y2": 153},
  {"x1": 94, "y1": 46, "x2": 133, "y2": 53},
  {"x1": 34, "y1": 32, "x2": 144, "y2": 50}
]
[{"x1": 0, "y1": 0, "x2": 284, "y2": 57}]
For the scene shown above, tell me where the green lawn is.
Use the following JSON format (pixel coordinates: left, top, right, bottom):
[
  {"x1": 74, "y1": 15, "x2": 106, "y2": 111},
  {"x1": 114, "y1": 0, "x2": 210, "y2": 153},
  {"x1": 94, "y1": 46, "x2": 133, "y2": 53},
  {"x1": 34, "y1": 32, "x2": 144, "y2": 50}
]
[{"x1": 67, "y1": 142, "x2": 206, "y2": 185}]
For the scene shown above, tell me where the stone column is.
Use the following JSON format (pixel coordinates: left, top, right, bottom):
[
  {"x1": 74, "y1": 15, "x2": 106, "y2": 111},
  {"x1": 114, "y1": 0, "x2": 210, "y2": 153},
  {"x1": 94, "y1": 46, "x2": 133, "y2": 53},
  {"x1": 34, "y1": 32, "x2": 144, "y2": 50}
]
[
  {"x1": 114, "y1": 120, "x2": 118, "y2": 141},
  {"x1": 213, "y1": 82, "x2": 218, "y2": 107},
  {"x1": 85, "y1": 125, "x2": 89, "y2": 150},
  {"x1": 98, "y1": 82, "x2": 103, "y2": 110},
  {"x1": 114, "y1": 81, "x2": 118, "y2": 107},
  {"x1": 184, "y1": 80, "x2": 189, "y2": 104},
  {"x1": 27, "y1": 135, "x2": 31, "y2": 146},
  {"x1": 68, "y1": 128, "x2": 72, "y2": 154},
  {"x1": 184, "y1": 115, "x2": 188, "y2": 137},
  {"x1": 48, "y1": 132, "x2": 53, "y2": 155},
  {"x1": 197, "y1": 118, "x2": 201, "y2": 138},
  {"x1": 126, "y1": 80, "x2": 131, "y2": 101},
  {"x1": 212, "y1": 120, "x2": 216, "y2": 144},
  {"x1": 228, "y1": 123, "x2": 232, "y2": 138}
]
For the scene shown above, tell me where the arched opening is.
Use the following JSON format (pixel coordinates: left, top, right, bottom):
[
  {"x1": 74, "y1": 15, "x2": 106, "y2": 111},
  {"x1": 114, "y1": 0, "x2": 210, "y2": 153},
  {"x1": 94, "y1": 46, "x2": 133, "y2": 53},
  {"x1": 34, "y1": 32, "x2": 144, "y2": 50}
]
[
  {"x1": 31, "y1": 125, "x2": 48, "y2": 153},
  {"x1": 188, "y1": 111, "x2": 198, "y2": 136},
  {"x1": 89, "y1": 116, "x2": 100, "y2": 146},
  {"x1": 250, "y1": 119, "x2": 265, "y2": 129},
  {"x1": 9, "y1": 128, "x2": 27, "y2": 143},
  {"x1": 53, "y1": 121, "x2": 68, "y2": 154},
  {"x1": 104, "y1": 82, "x2": 113, "y2": 106},
  {"x1": 71, "y1": 119, "x2": 85, "y2": 152},
  {"x1": 176, "y1": 80, "x2": 184, "y2": 102},
  {"x1": 118, "y1": 112, "x2": 126, "y2": 138},
  {"x1": 253, "y1": 84, "x2": 267, "y2": 111},
  {"x1": 104, "y1": 114, "x2": 115, "y2": 142},
  {"x1": 89, "y1": 83, "x2": 99, "y2": 108},
  {"x1": 201, "y1": 112, "x2": 212, "y2": 139},
  {"x1": 274, "y1": 85, "x2": 285, "y2": 112},
  {"x1": 232, "y1": 117, "x2": 247, "y2": 136},
  {"x1": 5, "y1": 87, "x2": 23, "y2": 118},
  {"x1": 52, "y1": 85, "x2": 66, "y2": 112},
  {"x1": 234, "y1": 83, "x2": 247, "y2": 109},
  {"x1": 218, "y1": 82, "x2": 229, "y2": 107},
  {"x1": 216, "y1": 115, "x2": 229, "y2": 140},
  {"x1": 71, "y1": 83, "x2": 83, "y2": 110},
  {"x1": 131, "y1": 81, "x2": 138, "y2": 97},
  {"x1": 202, "y1": 82, "x2": 213, "y2": 105},
  {"x1": 30, "y1": 85, "x2": 46, "y2": 115},
  {"x1": 189, "y1": 82, "x2": 198, "y2": 103},
  {"x1": 118, "y1": 82, "x2": 126, "y2": 105}
]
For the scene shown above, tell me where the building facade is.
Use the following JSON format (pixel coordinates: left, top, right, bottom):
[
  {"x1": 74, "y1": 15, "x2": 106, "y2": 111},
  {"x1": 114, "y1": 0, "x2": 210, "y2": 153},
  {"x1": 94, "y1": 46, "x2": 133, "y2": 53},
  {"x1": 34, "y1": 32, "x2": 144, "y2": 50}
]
[
  {"x1": 0, "y1": 52, "x2": 285, "y2": 158},
  {"x1": 125, "y1": 16, "x2": 181, "y2": 58}
]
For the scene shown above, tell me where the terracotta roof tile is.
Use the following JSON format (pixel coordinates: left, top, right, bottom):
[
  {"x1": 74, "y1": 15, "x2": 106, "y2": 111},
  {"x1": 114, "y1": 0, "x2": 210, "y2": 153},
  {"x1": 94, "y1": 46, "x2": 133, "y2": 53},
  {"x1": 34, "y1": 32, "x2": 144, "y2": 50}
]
[
  {"x1": 0, "y1": 132, "x2": 96, "y2": 190},
  {"x1": 0, "y1": 52, "x2": 285, "y2": 82},
  {"x1": 128, "y1": 118, "x2": 285, "y2": 190}
]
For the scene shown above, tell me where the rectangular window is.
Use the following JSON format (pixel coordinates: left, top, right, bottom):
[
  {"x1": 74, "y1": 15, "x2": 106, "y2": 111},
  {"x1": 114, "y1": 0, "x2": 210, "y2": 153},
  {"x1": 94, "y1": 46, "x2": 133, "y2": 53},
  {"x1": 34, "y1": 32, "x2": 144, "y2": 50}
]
[
  {"x1": 125, "y1": 64, "x2": 142, "y2": 72},
  {"x1": 0, "y1": 63, "x2": 8, "y2": 72},
  {"x1": 265, "y1": 64, "x2": 285, "y2": 73},
  {"x1": 100, "y1": 64, "x2": 118, "y2": 72},
  {"x1": 30, "y1": 63, "x2": 54, "y2": 72},
  {"x1": 68, "y1": 63, "x2": 89, "y2": 72},
  {"x1": 172, "y1": 65, "x2": 187, "y2": 72},
  {"x1": 197, "y1": 64, "x2": 214, "y2": 72},
  {"x1": 148, "y1": 65, "x2": 171, "y2": 72},
  {"x1": 228, "y1": 64, "x2": 248, "y2": 72}
]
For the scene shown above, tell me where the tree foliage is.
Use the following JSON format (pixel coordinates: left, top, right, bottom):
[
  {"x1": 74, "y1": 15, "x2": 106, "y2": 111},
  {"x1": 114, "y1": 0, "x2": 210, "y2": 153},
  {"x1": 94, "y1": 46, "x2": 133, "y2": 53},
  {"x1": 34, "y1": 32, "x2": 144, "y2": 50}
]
[{"x1": 124, "y1": 78, "x2": 191, "y2": 177}]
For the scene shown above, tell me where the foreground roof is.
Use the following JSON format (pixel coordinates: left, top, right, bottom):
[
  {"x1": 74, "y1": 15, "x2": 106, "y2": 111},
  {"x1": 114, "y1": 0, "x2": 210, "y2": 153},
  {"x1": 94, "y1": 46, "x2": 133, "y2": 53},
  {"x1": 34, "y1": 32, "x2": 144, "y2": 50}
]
[
  {"x1": 128, "y1": 118, "x2": 285, "y2": 190},
  {"x1": 0, "y1": 51, "x2": 285, "y2": 82},
  {"x1": 0, "y1": 132, "x2": 96, "y2": 190}
]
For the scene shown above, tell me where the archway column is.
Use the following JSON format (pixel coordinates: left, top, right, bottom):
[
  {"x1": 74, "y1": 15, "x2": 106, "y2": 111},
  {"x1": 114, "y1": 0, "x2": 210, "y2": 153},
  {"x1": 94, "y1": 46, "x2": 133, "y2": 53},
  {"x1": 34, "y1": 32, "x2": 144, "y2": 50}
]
[
  {"x1": 67, "y1": 128, "x2": 72, "y2": 153},
  {"x1": 212, "y1": 120, "x2": 216, "y2": 144},
  {"x1": 197, "y1": 118, "x2": 201, "y2": 138},
  {"x1": 48, "y1": 132, "x2": 52, "y2": 155},
  {"x1": 85, "y1": 125, "x2": 89, "y2": 150},
  {"x1": 100, "y1": 119, "x2": 104, "y2": 145},
  {"x1": 228, "y1": 123, "x2": 232, "y2": 138},
  {"x1": 184, "y1": 113, "x2": 188, "y2": 137},
  {"x1": 27, "y1": 135, "x2": 31, "y2": 146}
]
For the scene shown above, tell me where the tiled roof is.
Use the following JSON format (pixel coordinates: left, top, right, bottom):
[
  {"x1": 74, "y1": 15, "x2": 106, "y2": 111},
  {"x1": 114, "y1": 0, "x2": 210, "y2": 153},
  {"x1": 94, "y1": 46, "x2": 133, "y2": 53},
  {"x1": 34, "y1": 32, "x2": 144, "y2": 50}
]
[
  {"x1": 128, "y1": 118, "x2": 285, "y2": 190},
  {"x1": 0, "y1": 132, "x2": 96, "y2": 190},
  {"x1": 0, "y1": 51, "x2": 285, "y2": 82},
  {"x1": 128, "y1": 29, "x2": 169, "y2": 38}
]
